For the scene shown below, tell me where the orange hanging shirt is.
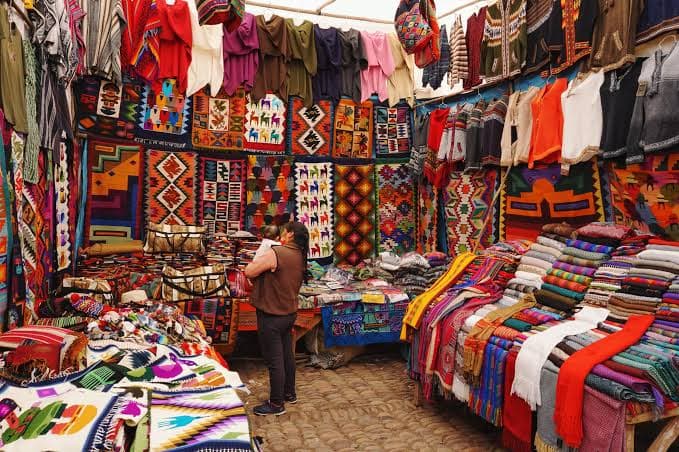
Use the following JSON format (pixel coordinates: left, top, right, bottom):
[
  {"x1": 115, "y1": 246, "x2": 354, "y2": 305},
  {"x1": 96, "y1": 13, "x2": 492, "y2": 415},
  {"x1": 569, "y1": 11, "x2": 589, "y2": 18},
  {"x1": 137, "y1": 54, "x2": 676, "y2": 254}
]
[{"x1": 528, "y1": 78, "x2": 568, "y2": 168}]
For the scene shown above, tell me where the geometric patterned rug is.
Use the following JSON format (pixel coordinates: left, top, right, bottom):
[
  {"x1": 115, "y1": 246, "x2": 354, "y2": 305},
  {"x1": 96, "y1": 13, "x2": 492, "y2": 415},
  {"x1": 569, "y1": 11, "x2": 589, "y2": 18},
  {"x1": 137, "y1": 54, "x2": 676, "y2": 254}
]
[
  {"x1": 376, "y1": 160, "x2": 416, "y2": 254},
  {"x1": 180, "y1": 297, "x2": 240, "y2": 347},
  {"x1": 136, "y1": 78, "x2": 192, "y2": 149},
  {"x1": 87, "y1": 139, "x2": 145, "y2": 243},
  {"x1": 288, "y1": 97, "x2": 333, "y2": 156},
  {"x1": 417, "y1": 178, "x2": 438, "y2": 254},
  {"x1": 191, "y1": 88, "x2": 246, "y2": 151},
  {"x1": 198, "y1": 157, "x2": 246, "y2": 236},
  {"x1": 444, "y1": 169, "x2": 498, "y2": 255},
  {"x1": 499, "y1": 160, "x2": 605, "y2": 242},
  {"x1": 374, "y1": 103, "x2": 412, "y2": 157},
  {"x1": 294, "y1": 160, "x2": 334, "y2": 264},
  {"x1": 334, "y1": 163, "x2": 375, "y2": 266},
  {"x1": 146, "y1": 149, "x2": 198, "y2": 225},
  {"x1": 245, "y1": 155, "x2": 295, "y2": 234},
  {"x1": 74, "y1": 75, "x2": 142, "y2": 141},
  {"x1": 609, "y1": 154, "x2": 679, "y2": 241}
]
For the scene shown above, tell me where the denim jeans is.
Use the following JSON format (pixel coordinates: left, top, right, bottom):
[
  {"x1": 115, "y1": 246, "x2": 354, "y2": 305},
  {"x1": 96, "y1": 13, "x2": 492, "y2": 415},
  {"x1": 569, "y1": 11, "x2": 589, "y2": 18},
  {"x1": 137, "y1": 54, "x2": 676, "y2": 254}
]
[{"x1": 256, "y1": 310, "x2": 297, "y2": 405}]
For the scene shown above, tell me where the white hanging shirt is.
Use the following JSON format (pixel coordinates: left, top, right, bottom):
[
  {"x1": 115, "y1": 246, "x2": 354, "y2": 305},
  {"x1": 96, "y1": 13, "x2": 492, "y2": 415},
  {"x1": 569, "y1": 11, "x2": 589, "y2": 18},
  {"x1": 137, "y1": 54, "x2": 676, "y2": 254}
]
[{"x1": 185, "y1": 0, "x2": 224, "y2": 97}]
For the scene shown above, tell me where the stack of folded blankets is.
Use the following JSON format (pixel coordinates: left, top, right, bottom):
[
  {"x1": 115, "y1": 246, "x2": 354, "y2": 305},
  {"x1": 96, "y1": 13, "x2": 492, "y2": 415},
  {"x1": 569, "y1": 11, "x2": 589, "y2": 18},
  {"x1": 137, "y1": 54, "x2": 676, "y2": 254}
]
[
  {"x1": 608, "y1": 238, "x2": 678, "y2": 321},
  {"x1": 535, "y1": 223, "x2": 612, "y2": 315},
  {"x1": 570, "y1": 223, "x2": 635, "y2": 308},
  {"x1": 642, "y1": 239, "x2": 679, "y2": 322}
]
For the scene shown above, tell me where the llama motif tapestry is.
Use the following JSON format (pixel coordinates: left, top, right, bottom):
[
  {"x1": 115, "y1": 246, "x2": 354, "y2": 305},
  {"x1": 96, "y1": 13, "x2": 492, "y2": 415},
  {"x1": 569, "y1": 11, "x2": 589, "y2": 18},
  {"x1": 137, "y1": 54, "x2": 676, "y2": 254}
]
[
  {"x1": 418, "y1": 178, "x2": 438, "y2": 254},
  {"x1": 198, "y1": 157, "x2": 246, "y2": 236},
  {"x1": 499, "y1": 160, "x2": 606, "y2": 242},
  {"x1": 191, "y1": 88, "x2": 246, "y2": 151},
  {"x1": 243, "y1": 93, "x2": 286, "y2": 153},
  {"x1": 146, "y1": 149, "x2": 199, "y2": 226},
  {"x1": 332, "y1": 99, "x2": 373, "y2": 159},
  {"x1": 245, "y1": 155, "x2": 295, "y2": 234},
  {"x1": 609, "y1": 154, "x2": 679, "y2": 241},
  {"x1": 334, "y1": 163, "x2": 376, "y2": 266},
  {"x1": 135, "y1": 78, "x2": 192, "y2": 149},
  {"x1": 150, "y1": 386, "x2": 251, "y2": 452},
  {"x1": 74, "y1": 75, "x2": 143, "y2": 140},
  {"x1": 444, "y1": 169, "x2": 498, "y2": 254},
  {"x1": 376, "y1": 161, "x2": 416, "y2": 254},
  {"x1": 288, "y1": 97, "x2": 333, "y2": 156},
  {"x1": 87, "y1": 140, "x2": 144, "y2": 243},
  {"x1": 294, "y1": 161, "x2": 334, "y2": 265},
  {"x1": 374, "y1": 103, "x2": 413, "y2": 157}
]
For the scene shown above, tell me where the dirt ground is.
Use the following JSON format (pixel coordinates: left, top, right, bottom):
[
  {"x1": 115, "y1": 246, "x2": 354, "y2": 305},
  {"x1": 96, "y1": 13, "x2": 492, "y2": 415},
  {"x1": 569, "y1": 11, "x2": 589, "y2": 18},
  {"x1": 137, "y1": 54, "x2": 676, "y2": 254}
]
[{"x1": 232, "y1": 353, "x2": 503, "y2": 452}]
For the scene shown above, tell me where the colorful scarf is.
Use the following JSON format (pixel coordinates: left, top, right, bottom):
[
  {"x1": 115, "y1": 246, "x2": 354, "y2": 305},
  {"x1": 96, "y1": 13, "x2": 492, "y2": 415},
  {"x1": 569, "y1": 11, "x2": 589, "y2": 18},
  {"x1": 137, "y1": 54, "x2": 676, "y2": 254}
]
[
  {"x1": 554, "y1": 314, "x2": 654, "y2": 447},
  {"x1": 540, "y1": 284, "x2": 586, "y2": 301},
  {"x1": 542, "y1": 276, "x2": 589, "y2": 293},
  {"x1": 565, "y1": 238, "x2": 614, "y2": 254},
  {"x1": 502, "y1": 350, "x2": 533, "y2": 452},
  {"x1": 546, "y1": 268, "x2": 592, "y2": 285}
]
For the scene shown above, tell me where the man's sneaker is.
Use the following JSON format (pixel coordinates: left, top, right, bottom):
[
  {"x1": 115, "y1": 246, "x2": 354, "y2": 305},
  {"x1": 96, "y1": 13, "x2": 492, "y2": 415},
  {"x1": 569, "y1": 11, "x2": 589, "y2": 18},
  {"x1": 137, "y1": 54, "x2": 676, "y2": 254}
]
[
  {"x1": 284, "y1": 394, "x2": 298, "y2": 404},
  {"x1": 253, "y1": 401, "x2": 286, "y2": 416}
]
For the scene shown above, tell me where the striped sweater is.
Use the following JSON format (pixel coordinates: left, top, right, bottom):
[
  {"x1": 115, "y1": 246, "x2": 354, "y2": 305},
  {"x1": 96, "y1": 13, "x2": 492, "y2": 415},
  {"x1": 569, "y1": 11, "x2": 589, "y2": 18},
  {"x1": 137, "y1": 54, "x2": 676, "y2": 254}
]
[{"x1": 448, "y1": 15, "x2": 469, "y2": 88}]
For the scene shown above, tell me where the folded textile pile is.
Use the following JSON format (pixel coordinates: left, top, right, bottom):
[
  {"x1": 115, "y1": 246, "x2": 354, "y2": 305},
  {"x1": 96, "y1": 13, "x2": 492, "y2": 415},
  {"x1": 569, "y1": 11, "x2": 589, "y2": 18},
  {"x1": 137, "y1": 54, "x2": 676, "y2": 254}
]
[
  {"x1": 575, "y1": 224, "x2": 638, "y2": 308},
  {"x1": 608, "y1": 238, "x2": 679, "y2": 321}
]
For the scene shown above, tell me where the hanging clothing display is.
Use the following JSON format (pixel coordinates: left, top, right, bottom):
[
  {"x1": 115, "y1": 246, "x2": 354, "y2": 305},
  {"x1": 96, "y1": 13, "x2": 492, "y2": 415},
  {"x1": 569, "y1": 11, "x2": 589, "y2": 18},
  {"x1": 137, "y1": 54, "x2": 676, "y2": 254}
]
[
  {"x1": 253, "y1": 15, "x2": 290, "y2": 103},
  {"x1": 501, "y1": 86, "x2": 540, "y2": 167},
  {"x1": 448, "y1": 15, "x2": 468, "y2": 88},
  {"x1": 338, "y1": 29, "x2": 367, "y2": 103},
  {"x1": 79, "y1": 0, "x2": 125, "y2": 84},
  {"x1": 286, "y1": 19, "x2": 317, "y2": 108},
  {"x1": 528, "y1": 78, "x2": 568, "y2": 168},
  {"x1": 185, "y1": 0, "x2": 223, "y2": 97},
  {"x1": 360, "y1": 31, "x2": 395, "y2": 102},
  {"x1": 524, "y1": 0, "x2": 553, "y2": 74},
  {"x1": 156, "y1": 0, "x2": 192, "y2": 93},
  {"x1": 545, "y1": 0, "x2": 599, "y2": 75},
  {"x1": 0, "y1": 7, "x2": 28, "y2": 133},
  {"x1": 464, "y1": 6, "x2": 487, "y2": 89},
  {"x1": 313, "y1": 25, "x2": 341, "y2": 103},
  {"x1": 222, "y1": 12, "x2": 260, "y2": 96},
  {"x1": 480, "y1": 0, "x2": 527, "y2": 82},
  {"x1": 387, "y1": 33, "x2": 415, "y2": 107},
  {"x1": 590, "y1": 0, "x2": 644, "y2": 71}
]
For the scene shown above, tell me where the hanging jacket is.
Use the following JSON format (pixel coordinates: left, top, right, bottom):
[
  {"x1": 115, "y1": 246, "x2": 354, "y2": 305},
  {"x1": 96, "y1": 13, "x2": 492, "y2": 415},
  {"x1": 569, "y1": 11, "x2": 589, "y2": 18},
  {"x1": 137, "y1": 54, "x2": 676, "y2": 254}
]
[
  {"x1": 286, "y1": 19, "x2": 317, "y2": 107},
  {"x1": 222, "y1": 12, "x2": 259, "y2": 96},
  {"x1": 313, "y1": 25, "x2": 341, "y2": 103},
  {"x1": 480, "y1": 0, "x2": 527, "y2": 82},
  {"x1": 252, "y1": 15, "x2": 290, "y2": 103}
]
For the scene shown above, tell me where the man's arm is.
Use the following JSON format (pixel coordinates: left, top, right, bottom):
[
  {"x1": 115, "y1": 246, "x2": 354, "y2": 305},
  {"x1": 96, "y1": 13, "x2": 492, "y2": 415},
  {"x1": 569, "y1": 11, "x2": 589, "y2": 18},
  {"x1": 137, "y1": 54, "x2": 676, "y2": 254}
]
[{"x1": 244, "y1": 249, "x2": 278, "y2": 279}]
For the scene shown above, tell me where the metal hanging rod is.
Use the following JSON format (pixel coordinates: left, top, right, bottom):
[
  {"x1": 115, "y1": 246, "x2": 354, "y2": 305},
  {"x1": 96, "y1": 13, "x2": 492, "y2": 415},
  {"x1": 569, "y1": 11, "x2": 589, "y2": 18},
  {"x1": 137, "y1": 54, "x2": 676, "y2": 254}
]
[
  {"x1": 247, "y1": 1, "x2": 393, "y2": 24},
  {"x1": 439, "y1": 0, "x2": 492, "y2": 20}
]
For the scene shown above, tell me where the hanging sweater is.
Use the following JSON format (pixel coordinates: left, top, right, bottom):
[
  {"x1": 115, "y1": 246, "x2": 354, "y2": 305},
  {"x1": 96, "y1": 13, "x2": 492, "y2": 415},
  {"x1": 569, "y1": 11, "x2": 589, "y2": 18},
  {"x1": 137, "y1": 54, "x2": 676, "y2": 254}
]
[
  {"x1": 156, "y1": 0, "x2": 192, "y2": 93},
  {"x1": 422, "y1": 24, "x2": 449, "y2": 90},
  {"x1": 480, "y1": 0, "x2": 527, "y2": 83},
  {"x1": 222, "y1": 12, "x2": 259, "y2": 96},
  {"x1": 524, "y1": 0, "x2": 552, "y2": 74},
  {"x1": 185, "y1": 0, "x2": 223, "y2": 97},
  {"x1": 599, "y1": 60, "x2": 642, "y2": 159},
  {"x1": 481, "y1": 94, "x2": 509, "y2": 167},
  {"x1": 360, "y1": 31, "x2": 395, "y2": 103},
  {"x1": 528, "y1": 78, "x2": 567, "y2": 168},
  {"x1": 120, "y1": 0, "x2": 152, "y2": 74},
  {"x1": 252, "y1": 15, "x2": 290, "y2": 104},
  {"x1": 637, "y1": 1, "x2": 679, "y2": 44},
  {"x1": 387, "y1": 33, "x2": 414, "y2": 107},
  {"x1": 545, "y1": 0, "x2": 598, "y2": 75},
  {"x1": 313, "y1": 25, "x2": 341, "y2": 103},
  {"x1": 464, "y1": 7, "x2": 487, "y2": 89},
  {"x1": 339, "y1": 29, "x2": 367, "y2": 103},
  {"x1": 79, "y1": 0, "x2": 126, "y2": 84},
  {"x1": 448, "y1": 15, "x2": 468, "y2": 88},
  {"x1": 590, "y1": 0, "x2": 644, "y2": 71},
  {"x1": 286, "y1": 19, "x2": 317, "y2": 108},
  {"x1": 500, "y1": 86, "x2": 540, "y2": 166},
  {"x1": 560, "y1": 71, "x2": 604, "y2": 175},
  {"x1": 0, "y1": 9, "x2": 28, "y2": 133}
]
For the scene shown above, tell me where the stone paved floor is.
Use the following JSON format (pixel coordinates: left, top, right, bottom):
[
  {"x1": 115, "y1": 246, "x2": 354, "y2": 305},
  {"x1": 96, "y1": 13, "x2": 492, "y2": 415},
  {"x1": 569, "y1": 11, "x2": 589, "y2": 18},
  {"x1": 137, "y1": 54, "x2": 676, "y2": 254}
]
[{"x1": 232, "y1": 354, "x2": 503, "y2": 451}]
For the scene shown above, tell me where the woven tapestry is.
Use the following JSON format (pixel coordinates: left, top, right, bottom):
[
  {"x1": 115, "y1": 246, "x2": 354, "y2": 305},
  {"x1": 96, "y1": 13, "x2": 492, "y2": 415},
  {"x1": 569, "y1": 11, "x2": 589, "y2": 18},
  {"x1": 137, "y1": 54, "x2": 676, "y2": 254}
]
[
  {"x1": 288, "y1": 97, "x2": 333, "y2": 156},
  {"x1": 321, "y1": 301, "x2": 410, "y2": 347},
  {"x1": 191, "y1": 88, "x2": 246, "y2": 151},
  {"x1": 499, "y1": 160, "x2": 605, "y2": 242},
  {"x1": 135, "y1": 78, "x2": 192, "y2": 149},
  {"x1": 418, "y1": 178, "x2": 438, "y2": 254},
  {"x1": 444, "y1": 169, "x2": 498, "y2": 254},
  {"x1": 334, "y1": 163, "x2": 376, "y2": 266},
  {"x1": 55, "y1": 141, "x2": 71, "y2": 271},
  {"x1": 180, "y1": 298, "x2": 239, "y2": 346},
  {"x1": 74, "y1": 75, "x2": 143, "y2": 140},
  {"x1": 199, "y1": 157, "x2": 246, "y2": 236},
  {"x1": 146, "y1": 149, "x2": 198, "y2": 225},
  {"x1": 150, "y1": 387, "x2": 250, "y2": 452},
  {"x1": 245, "y1": 155, "x2": 295, "y2": 234},
  {"x1": 376, "y1": 161, "x2": 416, "y2": 254},
  {"x1": 243, "y1": 93, "x2": 286, "y2": 153},
  {"x1": 87, "y1": 140, "x2": 144, "y2": 243},
  {"x1": 294, "y1": 161, "x2": 334, "y2": 264},
  {"x1": 332, "y1": 99, "x2": 373, "y2": 159},
  {"x1": 374, "y1": 103, "x2": 413, "y2": 157},
  {"x1": 609, "y1": 154, "x2": 679, "y2": 241}
]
